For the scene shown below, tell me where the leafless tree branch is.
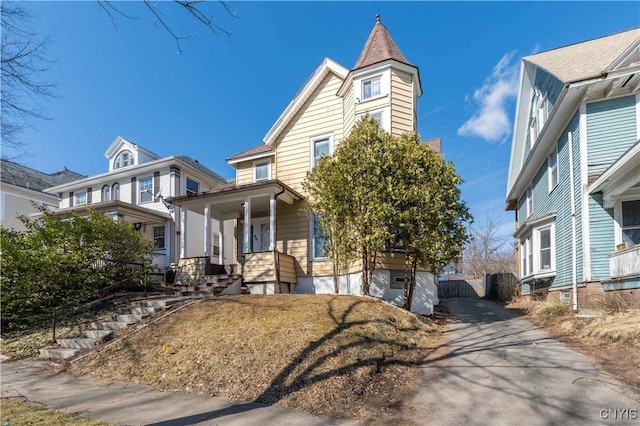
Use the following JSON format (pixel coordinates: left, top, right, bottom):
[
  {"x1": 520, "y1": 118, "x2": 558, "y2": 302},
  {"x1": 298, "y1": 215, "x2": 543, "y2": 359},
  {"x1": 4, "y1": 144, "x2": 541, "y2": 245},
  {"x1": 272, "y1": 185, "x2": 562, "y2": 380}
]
[
  {"x1": 1, "y1": 1, "x2": 56, "y2": 158},
  {"x1": 99, "y1": 0, "x2": 238, "y2": 54}
]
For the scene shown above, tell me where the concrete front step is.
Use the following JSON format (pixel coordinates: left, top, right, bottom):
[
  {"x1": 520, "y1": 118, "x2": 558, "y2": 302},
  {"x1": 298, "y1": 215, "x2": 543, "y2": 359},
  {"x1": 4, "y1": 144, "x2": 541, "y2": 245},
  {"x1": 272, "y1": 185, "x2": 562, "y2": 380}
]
[
  {"x1": 114, "y1": 314, "x2": 147, "y2": 324},
  {"x1": 58, "y1": 338, "x2": 99, "y2": 349},
  {"x1": 39, "y1": 348, "x2": 81, "y2": 359},
  {"x1": 80, "y1": 329, "x2": 114, "y2": 339},
  {"x1": 91, "y1": 321, "x2": 129, "y2": 330},
  {"x1": 40, "y1": 297, "x2": 182, "y2": 360}
]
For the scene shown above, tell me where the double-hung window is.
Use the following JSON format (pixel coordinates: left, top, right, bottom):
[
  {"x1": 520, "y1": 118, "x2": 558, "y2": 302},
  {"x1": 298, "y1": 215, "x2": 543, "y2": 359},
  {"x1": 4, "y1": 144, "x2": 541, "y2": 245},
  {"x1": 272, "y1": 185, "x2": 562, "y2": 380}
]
[
  {"x1": 311, "y1": 135, "x2": 332, "y2": 168},
  {"x1": 621, "y1": 200, "x2": 640, "y2": 247},
  {"x1": 539, "y1": 228, "x2": 552, "y2": 270},
  {"x1": 153, "y1": 226, "x2": 165, "y2": 249},
  {"x1": 101, "y1": 185, "x2": 110, "y2": 202},
  {"x1": 139, "y1": 177, "x2": 153, "y2": 203},
  {"x1": 362, "y1": 77, "x2": 381, "y2": 100},
  {"x1": 312, "y1": 214, "x2": 327, "y2": 259},
  {"x1": 76, "y1": 191, "x2": 87, "y2": 205},
  {"x1": 253, "y1": 161, "x2": 270, "y2": 182}
]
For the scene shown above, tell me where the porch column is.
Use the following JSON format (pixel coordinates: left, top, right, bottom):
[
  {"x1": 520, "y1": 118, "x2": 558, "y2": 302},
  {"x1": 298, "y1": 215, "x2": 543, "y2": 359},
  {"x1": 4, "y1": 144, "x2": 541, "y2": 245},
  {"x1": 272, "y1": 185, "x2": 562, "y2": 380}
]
[
  {"x1": 269, "y1": 192, "x2": 276, "y2": 251},
  {"x1": 218, "y1": 219, "x2": 224, "y2": 265},
  {"x1": 243, "y1": 197, "x2": 251, "y2": 254},
  {"x1": 203, "y1": 203, "x2": 211, "y2": 258},
  {"x1": 180, "y1": 207, "x2": 187, "y2": 259}
]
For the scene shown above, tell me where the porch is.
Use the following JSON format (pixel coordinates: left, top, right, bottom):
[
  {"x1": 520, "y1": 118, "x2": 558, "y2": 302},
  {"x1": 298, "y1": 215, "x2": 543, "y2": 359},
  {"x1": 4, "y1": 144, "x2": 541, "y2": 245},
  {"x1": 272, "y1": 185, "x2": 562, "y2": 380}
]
[{"x1": 166, "y1": 180, "x2": 304, "y2": 293}]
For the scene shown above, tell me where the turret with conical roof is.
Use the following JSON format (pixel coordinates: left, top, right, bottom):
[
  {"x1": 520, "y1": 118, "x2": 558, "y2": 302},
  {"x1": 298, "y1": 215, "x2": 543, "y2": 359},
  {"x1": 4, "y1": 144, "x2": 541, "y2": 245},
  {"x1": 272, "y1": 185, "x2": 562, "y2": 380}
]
[{"x1": 338, "y1": 15, "x2": 422, "y2": 137}]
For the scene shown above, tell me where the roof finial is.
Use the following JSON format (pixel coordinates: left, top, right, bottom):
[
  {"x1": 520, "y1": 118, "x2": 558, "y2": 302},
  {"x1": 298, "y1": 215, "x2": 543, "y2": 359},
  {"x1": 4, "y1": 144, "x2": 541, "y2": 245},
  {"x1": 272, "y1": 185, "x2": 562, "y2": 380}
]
[{"x1": 375, "y1": 14, "x2": 380, "y2": 23}]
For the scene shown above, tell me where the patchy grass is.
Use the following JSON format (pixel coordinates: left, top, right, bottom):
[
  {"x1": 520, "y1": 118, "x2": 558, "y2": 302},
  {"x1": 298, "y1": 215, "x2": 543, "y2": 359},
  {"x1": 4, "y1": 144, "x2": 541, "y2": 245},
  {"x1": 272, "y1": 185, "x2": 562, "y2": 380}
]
[
  {"x1": 1, "y1": 326, "x2": 78, "y2": 360},
  {"x1": 506, "y1": 298, "x2": 640, "y2": 390},
  {"x1": 0, "y1": 399, "x2": 113, "y2": 425},
  {"x1": 67, "y1": 294, "x2": 440, "y2": 424}
]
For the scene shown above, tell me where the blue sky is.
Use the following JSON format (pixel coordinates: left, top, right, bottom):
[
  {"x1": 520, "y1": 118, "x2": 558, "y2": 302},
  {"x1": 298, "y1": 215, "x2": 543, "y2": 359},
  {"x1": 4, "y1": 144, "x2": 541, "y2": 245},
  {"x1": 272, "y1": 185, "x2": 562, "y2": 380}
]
[{"x1": 10, "y1": 1, "x2": 640, "y2": 238}]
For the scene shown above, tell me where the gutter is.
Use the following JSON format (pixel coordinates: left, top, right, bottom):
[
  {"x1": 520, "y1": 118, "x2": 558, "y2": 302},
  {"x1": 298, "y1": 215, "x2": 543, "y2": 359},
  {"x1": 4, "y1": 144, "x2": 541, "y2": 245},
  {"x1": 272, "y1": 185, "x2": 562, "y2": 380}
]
[{"x1": 567, "y1": 131, "x2": 579, "y2": 312}]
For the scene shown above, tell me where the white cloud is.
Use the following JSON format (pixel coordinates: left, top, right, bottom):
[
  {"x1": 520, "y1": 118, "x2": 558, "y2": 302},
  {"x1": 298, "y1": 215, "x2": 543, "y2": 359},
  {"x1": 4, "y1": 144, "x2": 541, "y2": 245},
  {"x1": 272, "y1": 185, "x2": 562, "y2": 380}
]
[{"x1": 458, "y1": 51, "x2": 519, "y2": 143}]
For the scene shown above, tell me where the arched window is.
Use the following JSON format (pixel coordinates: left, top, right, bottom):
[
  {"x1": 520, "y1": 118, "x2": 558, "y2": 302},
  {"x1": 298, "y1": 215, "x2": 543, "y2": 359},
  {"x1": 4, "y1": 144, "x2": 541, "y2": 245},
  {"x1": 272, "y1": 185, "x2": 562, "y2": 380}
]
[
  {"x1": 101, "y1": 185, "x2": 110, "y2": 202},
  {"x1": 114, "y1": 150, "x2": 134, "y2": 169},
  {"x1": 112, "y1": 183, "x2": 120, "y2": 201}
]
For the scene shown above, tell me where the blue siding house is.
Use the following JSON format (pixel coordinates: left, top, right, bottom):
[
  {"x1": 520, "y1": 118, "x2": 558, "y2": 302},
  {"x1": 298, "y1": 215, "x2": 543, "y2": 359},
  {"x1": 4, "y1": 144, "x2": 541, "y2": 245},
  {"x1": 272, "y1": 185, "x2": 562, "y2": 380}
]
[{"x1": 506, "y1": 28, "x2": 640, "y2": 309}]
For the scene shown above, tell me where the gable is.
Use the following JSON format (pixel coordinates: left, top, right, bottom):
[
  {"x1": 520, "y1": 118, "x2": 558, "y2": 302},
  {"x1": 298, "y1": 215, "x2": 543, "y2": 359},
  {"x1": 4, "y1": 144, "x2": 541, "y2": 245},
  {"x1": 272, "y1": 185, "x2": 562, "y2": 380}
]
[
  {"x1": 263, "y1": 58, "x2": 348, "y2": 147},
  {"x1": 104, "y1": 136, "x2": 161, "y2": 172}
]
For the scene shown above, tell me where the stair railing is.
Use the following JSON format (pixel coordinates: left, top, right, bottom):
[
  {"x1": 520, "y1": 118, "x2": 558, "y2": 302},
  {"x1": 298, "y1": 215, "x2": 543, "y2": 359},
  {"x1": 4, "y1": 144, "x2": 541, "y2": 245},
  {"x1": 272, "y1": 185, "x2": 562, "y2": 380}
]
[{"x1": 51, "y1": 263, "x2": 146, "y2": 344}]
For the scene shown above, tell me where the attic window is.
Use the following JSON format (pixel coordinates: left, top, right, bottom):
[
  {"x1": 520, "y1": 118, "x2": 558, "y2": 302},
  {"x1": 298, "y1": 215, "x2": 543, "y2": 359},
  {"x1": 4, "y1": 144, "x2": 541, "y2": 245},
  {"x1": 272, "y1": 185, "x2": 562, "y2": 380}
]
[
  {"x1": 115, "y1": 150, "x2": 134, "y2": 169},
  {"x1": 186, "y1": 178, "x2": 200, "y2": 195},
  {"x1": 362, "y1": 77, "x2": 381, "y2": 100}
]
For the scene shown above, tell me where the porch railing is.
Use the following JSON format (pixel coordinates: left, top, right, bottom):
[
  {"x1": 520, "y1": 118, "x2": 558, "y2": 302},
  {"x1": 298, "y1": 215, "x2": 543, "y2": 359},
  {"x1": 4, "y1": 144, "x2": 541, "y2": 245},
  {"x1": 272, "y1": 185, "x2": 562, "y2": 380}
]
[
  {"x1": 243, "y1": 250, "x2": 297, "y2": 291},
  {"x1": 610, "y1": 245, "x2": 640, "y2": 278}
]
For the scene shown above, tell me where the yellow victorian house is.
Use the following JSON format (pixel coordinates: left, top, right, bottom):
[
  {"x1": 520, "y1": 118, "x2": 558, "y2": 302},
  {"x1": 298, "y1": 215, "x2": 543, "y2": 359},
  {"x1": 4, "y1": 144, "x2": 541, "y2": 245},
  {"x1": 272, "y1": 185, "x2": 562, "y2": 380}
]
[{"x1": 167, "y1": 16, "x2": 441, "y2": 314}]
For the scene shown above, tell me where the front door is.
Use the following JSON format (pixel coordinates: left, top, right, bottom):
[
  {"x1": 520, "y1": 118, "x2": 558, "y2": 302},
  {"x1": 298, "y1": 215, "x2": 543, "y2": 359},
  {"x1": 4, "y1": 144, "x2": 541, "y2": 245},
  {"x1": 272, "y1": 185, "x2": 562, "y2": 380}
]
[{"x1": 252, "y1": 218, "x2": 271, "y2": 252}]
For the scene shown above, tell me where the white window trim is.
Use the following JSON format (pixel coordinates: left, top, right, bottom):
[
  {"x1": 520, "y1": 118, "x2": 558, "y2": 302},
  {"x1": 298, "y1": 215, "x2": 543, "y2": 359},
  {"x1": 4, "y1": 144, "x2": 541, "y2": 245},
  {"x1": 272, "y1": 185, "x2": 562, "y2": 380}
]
[
  {"x1": 252, "y1": 159, "x2": 271, "y2": 183},
  {"x1": 519, "y1": 221, "x2": 556, "y2": 280},
  {"x1": 114, "y1": 150, "x2": 134, "y2": 170},
  {"x1": 310, "y1": 213, "x2": 329, "y2": 260},
  {"x1": 361, "y1": 75, "x2": 382, "y2": 101},
  {"x1": 139, "y1": 176, "x2": 153, "y2": 204},
  {"x1": 309, "y1": 133, "x2": 334, "y2": 169},
  {"x1": 613, "y1": 194, "x2": 640, "y2": 247},
  {"x1": 548, "y1": 144, "x2": 558, "y2": 193},
  {"x1": 526, "y1": 185, "x2": 533, "y2": 218},
  {"x1": 76, "y1": 191, "x2": 87, "y2": 206},
  {"x1": 356, "y1": 107, "x2": 390, "y2": 133},
  {"x1": 354, "y1": 69, "x2": 390, "y2": 104},
  {"x1": 153, "y1": 225, "x2": 166, "y2": 249}
]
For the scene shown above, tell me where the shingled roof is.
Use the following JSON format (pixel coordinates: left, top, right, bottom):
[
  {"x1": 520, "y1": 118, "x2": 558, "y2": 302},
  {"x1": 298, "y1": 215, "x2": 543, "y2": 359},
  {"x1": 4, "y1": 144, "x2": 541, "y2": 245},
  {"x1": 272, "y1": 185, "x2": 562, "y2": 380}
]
[
  {"x1": 0, "y1": 159, "x2": 85, "y2": 193},
  {"x1": 226, "y1": 143, "x2": 274, "y2": 162},
  {"x1": 176, "y1": 155, "x2": 229, "y2": 184},
  {"x1": 353, "y1": 15, "x2": 413, "y2": 71},
  {"x1": 524, "y1": 28, "x2": 640, "y2": 84}
]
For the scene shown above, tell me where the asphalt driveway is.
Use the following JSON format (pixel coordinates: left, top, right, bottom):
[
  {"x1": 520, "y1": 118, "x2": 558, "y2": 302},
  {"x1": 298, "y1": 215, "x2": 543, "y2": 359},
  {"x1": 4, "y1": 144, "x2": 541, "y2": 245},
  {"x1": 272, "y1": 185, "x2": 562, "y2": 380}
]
[{"x1": 409, "y1": 298, "x2": 639, "y2": 426}]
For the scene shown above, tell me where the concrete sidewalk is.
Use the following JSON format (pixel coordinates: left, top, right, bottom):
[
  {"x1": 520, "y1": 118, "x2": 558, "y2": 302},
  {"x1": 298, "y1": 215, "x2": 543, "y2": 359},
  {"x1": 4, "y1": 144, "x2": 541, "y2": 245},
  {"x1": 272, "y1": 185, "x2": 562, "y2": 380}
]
[{"x1": 1, "y1": 360, "x2": 360, "y2": 425}]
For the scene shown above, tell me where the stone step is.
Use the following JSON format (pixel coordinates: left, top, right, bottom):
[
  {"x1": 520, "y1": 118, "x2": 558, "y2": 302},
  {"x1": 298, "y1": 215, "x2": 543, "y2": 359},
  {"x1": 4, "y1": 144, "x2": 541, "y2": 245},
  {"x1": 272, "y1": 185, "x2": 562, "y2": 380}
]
[
  {"x1": 80, "y1": 329, "x2": 114, "y2": 339},
  {"x1": 39, "y1": 348, "x2": 80, "y2": 359},
  {"x1": 180, "y1": 291, "x2": 215, "y2": 298},
  {"x1": 119, "y1": 306, "x2": 159, "y2": 315},
  {"x1": 114, "y1": 314, "x2": 146, "y2": 324},
  {"x1": 130, "y1": 298, "x2": 179, "y2": 309},
  {"x1": 58, "y1": 338, "x2": 99, "y2": 349},
  {"x1": 91, "y1": 321, "x2": 129, "y2": 330}
]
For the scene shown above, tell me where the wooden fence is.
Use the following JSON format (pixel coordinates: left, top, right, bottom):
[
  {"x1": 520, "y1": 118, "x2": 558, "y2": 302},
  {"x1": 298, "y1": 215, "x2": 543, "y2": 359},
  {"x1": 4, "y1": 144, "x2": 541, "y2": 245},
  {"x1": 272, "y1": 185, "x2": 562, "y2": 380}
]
[
  {"x1": 438, "y1": 278, "x2": 485, "y2": 298},
  {"x1": 486, "y1": 273, "x2": 519, "y2": 301}
]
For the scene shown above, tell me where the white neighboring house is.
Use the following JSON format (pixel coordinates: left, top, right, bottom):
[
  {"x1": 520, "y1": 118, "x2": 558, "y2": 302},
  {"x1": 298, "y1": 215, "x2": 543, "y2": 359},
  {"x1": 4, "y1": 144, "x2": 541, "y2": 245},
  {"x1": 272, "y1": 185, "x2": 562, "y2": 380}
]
[
  {"x1": 45, "y1": 136, "x2": 234, "y2": 269},
  {"x1": 0, "y1": 159, "x2": 85, "y2": 231}
]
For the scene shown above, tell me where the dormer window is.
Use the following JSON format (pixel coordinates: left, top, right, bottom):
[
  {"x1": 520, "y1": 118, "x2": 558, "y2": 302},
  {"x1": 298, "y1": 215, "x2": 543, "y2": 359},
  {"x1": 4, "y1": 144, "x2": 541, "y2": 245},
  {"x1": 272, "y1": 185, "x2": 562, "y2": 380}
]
[
  {"x1": 362, "y1": 77, "x2": 381, "y2": 100},
  {"x1": 114, "y1": 150, "x2": 134, "y2": 169},
  {"x1": 253, "y1": 160, "x2": 270, "y2": 182}
]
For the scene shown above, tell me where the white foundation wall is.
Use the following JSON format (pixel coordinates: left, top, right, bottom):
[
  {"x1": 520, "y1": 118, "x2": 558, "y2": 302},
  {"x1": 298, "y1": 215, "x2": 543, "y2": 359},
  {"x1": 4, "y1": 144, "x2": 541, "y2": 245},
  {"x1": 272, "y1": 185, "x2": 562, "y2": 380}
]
[{"x1": 296, "y1": 270, "x2": 437, "y2": 315}]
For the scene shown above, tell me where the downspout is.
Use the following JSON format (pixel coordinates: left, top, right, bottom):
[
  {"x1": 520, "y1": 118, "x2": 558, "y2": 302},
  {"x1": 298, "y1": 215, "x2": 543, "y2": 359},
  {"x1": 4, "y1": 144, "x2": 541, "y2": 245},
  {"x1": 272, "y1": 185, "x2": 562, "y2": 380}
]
[{"x1": 568, "y1": 131, "x2": 578, "y2": 312}]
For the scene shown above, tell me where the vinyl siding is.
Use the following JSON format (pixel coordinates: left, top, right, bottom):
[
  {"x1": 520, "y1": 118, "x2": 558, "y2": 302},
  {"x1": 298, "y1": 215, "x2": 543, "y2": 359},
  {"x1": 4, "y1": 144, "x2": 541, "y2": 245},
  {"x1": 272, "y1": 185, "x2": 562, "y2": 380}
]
[
  {"x1": 275, "y1": 201, "x2": 309, "y2": 277},
  {"x1": 236, "y1": 161, "x2": 254, "y2": 186},
  {"x1": 390, "y1": 69, "x2": 415, "y2": 135},
  {"x1": 275, "y1": 73, "x2": 344, "y2": 194},
  {"x1": 586, "y1": 96, "x2": 637, "y2": 177},
  {"x1": 343, "y1": 82, "x2": 356, "y2": 137},
  {"x1": 588, "y1": 193, "x2": 615, "y2": 281}
]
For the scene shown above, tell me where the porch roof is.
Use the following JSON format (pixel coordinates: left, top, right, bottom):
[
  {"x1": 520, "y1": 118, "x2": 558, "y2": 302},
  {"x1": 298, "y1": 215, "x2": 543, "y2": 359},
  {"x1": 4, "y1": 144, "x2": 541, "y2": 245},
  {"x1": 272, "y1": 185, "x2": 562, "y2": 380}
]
[
  {"x1": 166, "y1": 179, "x2": 304, "y2": 218},
  {"x1": 40, "y1": 200, "x2": 171, "y2": 224},
  {"x1": 589, "y1": 139, "x2": 640, "y2": 208}
]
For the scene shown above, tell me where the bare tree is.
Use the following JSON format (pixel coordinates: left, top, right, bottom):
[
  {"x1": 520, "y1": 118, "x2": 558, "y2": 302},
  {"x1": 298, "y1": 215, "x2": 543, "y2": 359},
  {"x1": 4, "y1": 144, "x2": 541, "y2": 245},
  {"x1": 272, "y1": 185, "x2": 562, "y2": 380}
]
[
  {"x1": 98, "y1": 0, "x2": 239, "y2": 54},
  {"x1": 463, "y1": 208, "x2": 515, "y2": 278},
  {"x1": 1, "y1": 1, "x2": 55, "y2": 157}
]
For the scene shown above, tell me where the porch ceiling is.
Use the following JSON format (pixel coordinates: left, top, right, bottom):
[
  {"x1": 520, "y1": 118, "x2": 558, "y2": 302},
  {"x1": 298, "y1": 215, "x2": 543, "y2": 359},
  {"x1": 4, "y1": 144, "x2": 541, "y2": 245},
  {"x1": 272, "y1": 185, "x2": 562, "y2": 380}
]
[{"x1": 167, "y1": 179, "x2": 304, "y2": 219}]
